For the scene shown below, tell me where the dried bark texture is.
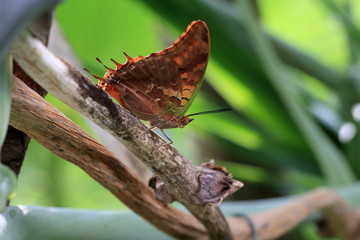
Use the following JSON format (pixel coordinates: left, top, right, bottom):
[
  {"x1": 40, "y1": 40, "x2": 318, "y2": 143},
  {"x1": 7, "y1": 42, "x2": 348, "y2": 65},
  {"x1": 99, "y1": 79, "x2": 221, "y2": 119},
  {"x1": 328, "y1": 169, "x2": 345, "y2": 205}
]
[
  {"x1": 150, "y1": 160, "x2": 243, "y2": 206},
  {"x1": 10, "y1": 76, "x2": 206, "y2": 239},
  {"x1": 11, "y1": 31, "x2": 242, "y2": 240},
  {"x1": 227, "y1": 188, "x2": 359, "y2": 240},
  {"x1": 1, "y1": 13, "x2": 52, "y2": 175}
]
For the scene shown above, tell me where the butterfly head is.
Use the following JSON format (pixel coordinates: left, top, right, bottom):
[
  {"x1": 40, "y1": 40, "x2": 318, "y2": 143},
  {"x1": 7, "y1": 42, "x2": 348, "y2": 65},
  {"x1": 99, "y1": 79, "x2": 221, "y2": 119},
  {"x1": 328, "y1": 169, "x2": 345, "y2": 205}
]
[
  {"x1": 97, "y1": 78, "x2": 112, "y2": 92},
  {"x1": 97, "y1": 79, "x2": 106, "y2": 90},
  {"x1": 84, "y1": 66, "x2": 112, "y2": 92},
  {"x1": 179, "y1": 116, "x2": 194, "y2": 128},
  {"x1": 98, "y1": 69, "x2": 118, "y2": 90}
]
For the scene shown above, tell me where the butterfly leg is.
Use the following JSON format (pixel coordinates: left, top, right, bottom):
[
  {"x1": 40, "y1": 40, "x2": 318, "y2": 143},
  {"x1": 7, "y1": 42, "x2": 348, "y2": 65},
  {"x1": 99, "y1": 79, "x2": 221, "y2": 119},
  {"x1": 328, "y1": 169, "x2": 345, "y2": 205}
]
[
  {"x1": 160, "y1": 129, "x2": 173, "y2": 146},
  {"x1": 138, "y1": 126, "x2": 158, "y2": 137}
]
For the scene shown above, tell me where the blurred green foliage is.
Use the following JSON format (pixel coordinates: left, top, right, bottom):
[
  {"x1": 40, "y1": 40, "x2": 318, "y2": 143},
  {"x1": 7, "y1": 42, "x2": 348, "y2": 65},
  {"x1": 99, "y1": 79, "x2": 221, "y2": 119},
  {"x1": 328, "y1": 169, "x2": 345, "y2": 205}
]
[
  {"x1": 12, "y1": 0, "x2": 360, "y2": 219},
  {"x1": 0, "y1": 56, "x2": 17, "y2": 212},
  {"x1": 3, "y1": 0, "x2": 360, "y2": 239}
]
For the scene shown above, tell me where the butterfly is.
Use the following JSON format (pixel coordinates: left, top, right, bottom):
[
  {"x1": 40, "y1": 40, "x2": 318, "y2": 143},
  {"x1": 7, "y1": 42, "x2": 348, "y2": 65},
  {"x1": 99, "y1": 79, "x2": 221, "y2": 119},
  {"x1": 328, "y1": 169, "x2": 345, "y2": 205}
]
[{"x1": 86, "y1": 20, "x2": 229, "y2": 134}]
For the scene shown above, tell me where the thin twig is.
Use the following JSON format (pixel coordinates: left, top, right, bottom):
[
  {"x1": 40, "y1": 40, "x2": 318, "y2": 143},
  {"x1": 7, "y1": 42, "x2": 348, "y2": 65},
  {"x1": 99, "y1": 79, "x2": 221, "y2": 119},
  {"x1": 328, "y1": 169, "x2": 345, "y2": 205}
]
[{"x1": 11, "y1": 31, "x2": 242, "y2": 240}]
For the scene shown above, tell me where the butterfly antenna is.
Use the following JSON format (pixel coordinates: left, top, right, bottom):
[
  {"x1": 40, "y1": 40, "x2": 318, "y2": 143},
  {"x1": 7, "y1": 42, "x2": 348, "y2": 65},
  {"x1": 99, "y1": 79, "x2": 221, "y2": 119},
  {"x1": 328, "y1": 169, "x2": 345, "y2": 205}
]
[{"x1": 187, "y1": 108, "x2": 232, "y2": 117}]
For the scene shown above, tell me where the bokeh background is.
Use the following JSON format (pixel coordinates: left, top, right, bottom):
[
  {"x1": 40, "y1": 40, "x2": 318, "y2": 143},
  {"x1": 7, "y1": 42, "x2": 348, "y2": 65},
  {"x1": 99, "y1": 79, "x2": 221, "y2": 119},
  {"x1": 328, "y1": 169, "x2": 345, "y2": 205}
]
[{"x1": 12, "y1": 0, "x2": 360, "y2": 226}]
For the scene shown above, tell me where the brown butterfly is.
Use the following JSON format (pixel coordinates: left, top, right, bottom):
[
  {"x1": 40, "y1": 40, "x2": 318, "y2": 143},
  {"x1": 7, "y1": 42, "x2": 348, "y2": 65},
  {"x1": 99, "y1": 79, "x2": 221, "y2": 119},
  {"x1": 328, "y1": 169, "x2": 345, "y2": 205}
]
[{"x1": 86, "y1": 20, "x2": 230, "y2": 135}]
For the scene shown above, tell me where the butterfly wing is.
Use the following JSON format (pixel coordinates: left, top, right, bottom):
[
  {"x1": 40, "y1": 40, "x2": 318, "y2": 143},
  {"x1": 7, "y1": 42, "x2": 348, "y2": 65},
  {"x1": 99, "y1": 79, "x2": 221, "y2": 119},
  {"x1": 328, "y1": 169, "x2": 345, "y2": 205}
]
[{"x1": 102, "y1": 20, "x2": 210, "y2": 122}]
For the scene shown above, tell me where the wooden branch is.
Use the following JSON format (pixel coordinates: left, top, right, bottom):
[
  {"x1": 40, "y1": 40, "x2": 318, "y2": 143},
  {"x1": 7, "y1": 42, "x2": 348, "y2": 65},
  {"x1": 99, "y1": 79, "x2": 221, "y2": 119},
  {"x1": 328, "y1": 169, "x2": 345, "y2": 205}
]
[
  {"x1": 228, "y1": 188, "x2": 359, "y2": 240},
  {"x1": 10, "y1": 75, "x2": 206, "y2": 239},
  {"x1": 11, "y1": 31, "x2": 242, "y2": 239}
]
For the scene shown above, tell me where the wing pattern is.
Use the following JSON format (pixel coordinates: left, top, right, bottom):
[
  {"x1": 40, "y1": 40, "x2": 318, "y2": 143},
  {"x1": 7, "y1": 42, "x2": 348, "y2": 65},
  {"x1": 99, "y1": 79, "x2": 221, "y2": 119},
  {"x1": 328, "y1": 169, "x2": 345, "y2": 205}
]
[{"x1": 97, "y1": 20, "x2": 210, "y2": 127}]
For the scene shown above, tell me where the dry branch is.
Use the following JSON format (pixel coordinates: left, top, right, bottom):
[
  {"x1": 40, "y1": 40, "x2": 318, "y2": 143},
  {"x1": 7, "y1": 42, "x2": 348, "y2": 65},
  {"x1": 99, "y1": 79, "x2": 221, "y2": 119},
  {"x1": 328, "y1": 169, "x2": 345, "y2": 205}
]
[
  {"x1": 228, "y1": 188, "x2": 359, "y2": 240},
  {"x1": 10, "y1": 75, "x2": 206, "y2": 239},
  {"x1": 11, "y1": 31, "x2": 243, "y2": 239}
]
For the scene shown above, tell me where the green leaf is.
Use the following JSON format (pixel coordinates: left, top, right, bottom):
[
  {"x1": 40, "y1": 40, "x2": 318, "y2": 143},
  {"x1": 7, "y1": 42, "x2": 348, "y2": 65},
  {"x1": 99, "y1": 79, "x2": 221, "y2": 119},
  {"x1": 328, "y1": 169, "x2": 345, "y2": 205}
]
[
  {"x1": 238, "y1": 0, "x2": 355, "y2": 186},
  {"x1": 0, "y1": 0, "x2": 61, "y2": 59},
  {"x1": 0, "y1": 56, "x2": 11, "y2": 147},
  {"x1": 0, "y1": 56, "x2": 16, "y2": 212},
  {"x1": 1, "y1": 206, "x2": 172, "y2": 240},
  {"x1": 0, "y1": 165, "x2": 16, "y2": 212}
]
